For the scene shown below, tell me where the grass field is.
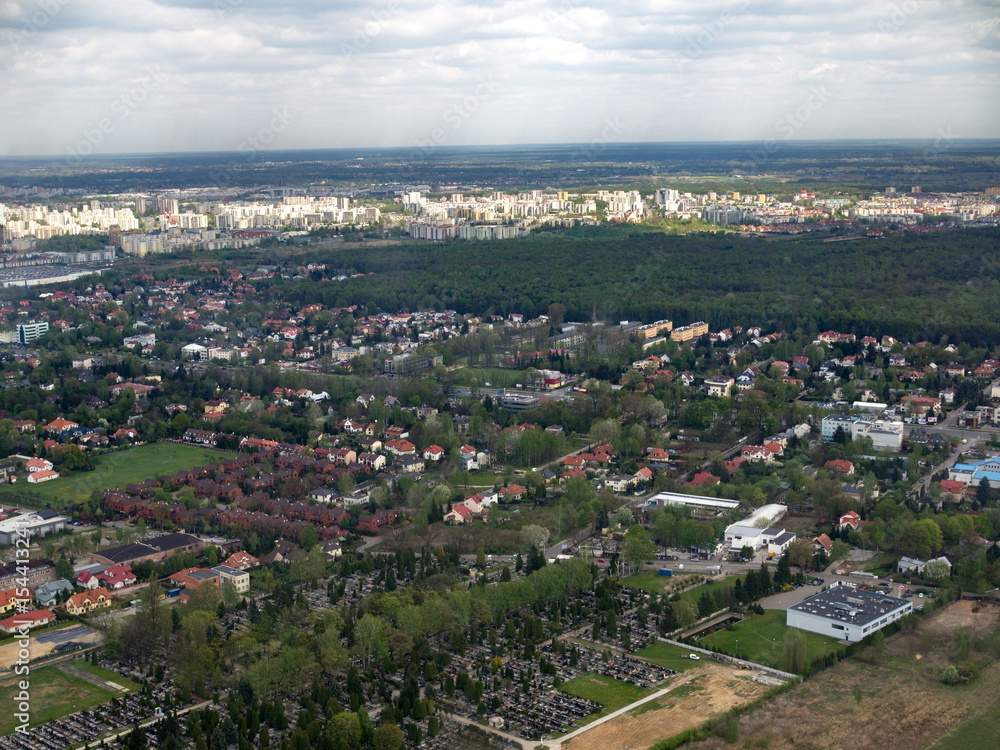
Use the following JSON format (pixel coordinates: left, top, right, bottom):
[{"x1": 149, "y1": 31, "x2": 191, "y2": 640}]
[
  {"x1": 699, "y1": 609, "x2": 844, "y2": 673},
  {"x1": 619, "y1": 571, "x2": 689, "y2": 594},
  {"x1": 72, "y1": 660, "x2": 142, "y2": 692},
  {"x1": 677, "y1": 575, "x2": 745, "y2": 607},
  {"x1": 633, "y1": 641, "x2": 701, "y2": 672},
  {"x1": 0, "y1": 665, "x2": 117, "y2": 736},
  {"x1": 559, "y1": 673, "x2": 652, "y2": 714},
  {"x1": 16, "y1": 443, "x2": 235, "y2": 505}
]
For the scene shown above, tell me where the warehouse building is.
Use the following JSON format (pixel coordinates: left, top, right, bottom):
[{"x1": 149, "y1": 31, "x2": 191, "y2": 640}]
[{"x1": 787, "y1": 584, "x2": 912, "y2": 642}]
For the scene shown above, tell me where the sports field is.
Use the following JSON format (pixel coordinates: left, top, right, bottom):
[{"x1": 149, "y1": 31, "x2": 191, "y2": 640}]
[{"x1": 18, "y1": 443, "x2": 234, "y2": 505}]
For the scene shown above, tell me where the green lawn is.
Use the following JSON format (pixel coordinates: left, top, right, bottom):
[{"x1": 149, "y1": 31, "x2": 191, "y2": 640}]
[
  {"x1": 633, "y1": 640, "x2": 701, "y2": 672},
  {"x1": 676, "y1": 575, "x2": 745, "y2": 607},
  {"x1": 699, "y1": 609, "x2": 844, "y2": 674},
  {"x1": 15, "y1": 443, "x2": 235, "y2": 505},
  {"x1": 71, "y1": 660, "x2": 142, "y2": 692},
  {"x1": 559, "y1": 673, "x2": 652, "y2": 713},
  {"x1": 619, "y1": 570, "x2": 699, "y2": 594},
  {"x1": 0, "y1": 665, "x2": 117, "y2": 736}
]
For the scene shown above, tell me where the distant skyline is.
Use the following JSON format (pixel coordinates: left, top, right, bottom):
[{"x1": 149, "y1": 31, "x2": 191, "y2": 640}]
[{"x1": 2, "y1": 0, "x2": 998, "y2": 157}]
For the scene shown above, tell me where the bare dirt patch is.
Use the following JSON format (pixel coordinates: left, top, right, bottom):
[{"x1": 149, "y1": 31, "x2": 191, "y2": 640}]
[
  {"x1": 0, "y1": 627, "x2": 101, "y2": 670},
  {"x1": 564, "y1": 664, "x2": 768, "y2": 750},
  {"x1": 679, "y1": 601, "x2": 1000, "y2": 750}
]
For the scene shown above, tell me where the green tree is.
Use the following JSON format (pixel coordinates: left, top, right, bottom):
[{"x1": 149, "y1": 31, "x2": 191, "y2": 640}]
[
  {"x1": 373, "y1": 723, "x2": 405, "y2": 750},
  {"x1": 622, "y1": 525, "x2": 655, "y2": 571},
  {"x1": 784, "y1": 628, "x2": 807, "y2": 674}
]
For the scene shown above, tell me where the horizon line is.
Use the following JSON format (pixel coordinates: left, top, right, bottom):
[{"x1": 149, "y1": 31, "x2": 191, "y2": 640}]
[{"x1": 3, "y1": 137, "x2": 1000, "y2": 162}]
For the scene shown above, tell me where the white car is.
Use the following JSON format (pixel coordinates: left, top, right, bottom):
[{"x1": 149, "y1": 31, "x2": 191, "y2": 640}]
[{"x1": 688, "y1": 654, "x2": 700, "y2": 660}]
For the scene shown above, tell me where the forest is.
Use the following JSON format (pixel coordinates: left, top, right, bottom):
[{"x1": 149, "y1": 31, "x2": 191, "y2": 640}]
[{"x1": 259, "y1": 226, "x2": 1000, "y2": 346}]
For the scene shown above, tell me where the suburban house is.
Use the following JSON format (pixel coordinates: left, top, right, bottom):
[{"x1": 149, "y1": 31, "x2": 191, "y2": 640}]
[
  {"x1": 66, "y1": 587, "x2": 113, "y2": 615},
  {"x1": 423, "y1": 444, "x2": 446, "y2": 462},
  {"x1": 0, "y1": 609, "x2": 56, "y2": 633},
  {"x1": 825, "y1": 459, "x2": 856, "y2": 475},
  {"x1": 34, "y1": 579, "x2": 74, "y2": 608},
  {"x1": 97, "y1": 563, "x2": 137, "y2": 590},
  {"x1": 705, "y1": 377, "x2": 735, "y2": 398},
  {"x1": 444, "y1": 504, "x2": 474, "y2": 524},
  {"x1": 838, "y1": 511, "x2": 863, "y2": 531},
  {"x1": 812, "y1": 534, "x2": 834, "y2": 554},
  {"x1": 223, "y1": 551, "x2": 259, "y2": 570},
  {"x1": 358, "y1": 452, "x2": 386, "y2": 471},
  {"x1": 25, "y1": 457, "x2": 54, "y2": 473}
]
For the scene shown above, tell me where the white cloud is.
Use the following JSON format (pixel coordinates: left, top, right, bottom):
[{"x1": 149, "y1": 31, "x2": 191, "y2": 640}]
[{"x1": 0, "y1": 0, "x2": 997, "y2": 154}]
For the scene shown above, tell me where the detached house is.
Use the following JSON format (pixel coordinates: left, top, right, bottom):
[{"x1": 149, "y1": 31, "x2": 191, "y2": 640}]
[
  {"x1": 423, "y1": 445, "x2": 446, "y2": 462},
  {"x1": 66, "y1": 587, "x2": 113, "y2": 615}
]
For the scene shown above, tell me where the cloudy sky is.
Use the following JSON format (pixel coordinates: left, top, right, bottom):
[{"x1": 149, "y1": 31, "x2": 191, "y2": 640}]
[{"x1": 2, "y1": 0, "x2": 998, "y2": 156}]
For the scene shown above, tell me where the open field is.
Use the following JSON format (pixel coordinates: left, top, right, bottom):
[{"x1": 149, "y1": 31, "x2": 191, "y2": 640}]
[
  {"x1": 564, "y1": 665, "x2": 768, "y2": 750},
  {"x1": 15, "y1": 443, "x2": 235, "y2": 505},
  {"x1": 699, "y1": 609, "x2": 844, "y2": 673},
  {"x1": 680, "y1": 600, "x2": 1000, "y2": 750},
  {"x1": 0, "y1": 664, "x2": 117, "y2": 736},
  {"x1": 559, "y1": 673, "x2": 652, "y2": 714},
  {"x1": 633, "y1": 640, "x2": 702, "y2": 672}
]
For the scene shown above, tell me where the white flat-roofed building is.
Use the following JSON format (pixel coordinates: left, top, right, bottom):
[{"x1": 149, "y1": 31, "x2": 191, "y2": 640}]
[
  {"x1": 0, "y1": 510, "x2": 69, "y2": 546},
  {"x1": 787, "y1": 584, "x2": 912, "y2": 642},
  {"x1": 646, "y1": 492, "x2": 740, "y2": 514}
]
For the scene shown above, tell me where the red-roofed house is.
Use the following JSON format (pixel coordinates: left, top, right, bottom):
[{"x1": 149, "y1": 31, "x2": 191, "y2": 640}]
[
  {"x1": 838, "y1": 511, "x2": 863, "y2": 531},
  {"x1": 224, "y1": 551, "x2": 260, "y2": 570},
  {"x1": 44, "y1": 418, "x2": 79, "y2": 434},
  {"x1": 27, "y1": 470, "x2": 60, "y2": 484},
  {"x1": 97, "y1": 564, "x2": 137, "y2": 590},
  {"x1": 683, "y1": 472, "x2": 720, "y2": 488},
  {"x1": 444, "y1": 504, "x2": 473, "y2": 524},
  {"x1": 75, "y1": 571, "x2": 100, "y2": 590},
  {"x1": 66, "y1": 587, "x2": 113, "y2": 615},
  {"x1": 812, "y1": 534, "x2": 833, "y2": 554},
  {"x1": 423, "y1": 445, "x2": 446, "y2": 462},
  {"x1": 825, "y1": 459, "x2": 855, "y2": 475},
  {"x1": 500, "y1": 484, "x2": 528, "y2": 500},
  {"x1": 939, "y1": 479, "x2": 967, "y2": 501},
  {"x1": 647, "y1": 448, "x2": 672, "y2": 466},
  {"x1": 25, "y1": 457, "x2": 54, "y2": 473},
  {"x1": 0, "y1": 609, "x2": 56, "y2": 633},
  {"x1": 385, "y1": 439, "x2": 416, "y2": 455},
  {"x1": 564, "y1": 455, "x2": 585, "y2": 468}
]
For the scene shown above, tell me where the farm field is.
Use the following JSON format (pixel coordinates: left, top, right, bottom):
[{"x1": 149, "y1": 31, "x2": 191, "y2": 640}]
[
  {"x1": 564, "y1": 665, "x2": 768, "y2": 750},
  {"x1": 699, "y1": 609, "x2": 844, "y2": 673},
  {"x1": 16, "y1": 443, "x2": 235, "y2": 505},
  {"x1": 681, "y1": 600, "x2": 1000, "y2": 750},
  {"x1": 0, "y1": 664, "x2": 118, "y2": 736}
]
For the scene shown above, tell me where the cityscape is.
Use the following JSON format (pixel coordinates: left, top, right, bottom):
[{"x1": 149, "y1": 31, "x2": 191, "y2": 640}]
[{"x1": 0, "y1": 0, "x2": 999, "y2": 749}]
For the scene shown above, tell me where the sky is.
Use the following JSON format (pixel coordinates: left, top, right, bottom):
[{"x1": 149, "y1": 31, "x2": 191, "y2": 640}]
[{"x1": 1, "y1": 0, "x2": 999, "y2": 156}]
